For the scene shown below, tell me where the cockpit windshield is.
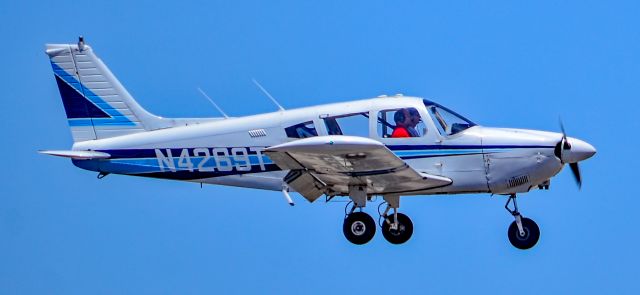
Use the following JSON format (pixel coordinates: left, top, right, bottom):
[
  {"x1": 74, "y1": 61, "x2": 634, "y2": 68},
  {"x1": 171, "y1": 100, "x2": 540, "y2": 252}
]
[{"x1": 423, "y1": 99, "x2": 476, "y2": 136}]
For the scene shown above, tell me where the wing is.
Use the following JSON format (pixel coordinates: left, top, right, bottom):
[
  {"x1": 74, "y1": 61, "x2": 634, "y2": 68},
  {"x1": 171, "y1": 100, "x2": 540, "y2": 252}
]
[{"x1": 264, "y1": 135, "x2": 451, "y2": 202}]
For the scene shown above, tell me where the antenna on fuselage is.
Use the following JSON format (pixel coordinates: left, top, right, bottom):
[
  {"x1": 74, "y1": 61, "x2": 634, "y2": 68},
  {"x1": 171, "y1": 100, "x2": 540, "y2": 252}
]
[
  {"x1": 197, "y1": 87, "x2": 229, "y2": 119},
  {"x1": 252, "y1": 78, "x2": 285, "y2": 111}
]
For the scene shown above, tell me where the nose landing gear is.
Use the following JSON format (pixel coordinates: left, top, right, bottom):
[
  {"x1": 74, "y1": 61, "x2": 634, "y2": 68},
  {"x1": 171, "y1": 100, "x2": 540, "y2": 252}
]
[{"x1": 505, "y1": 194, "x2": 540, "y2": 250}]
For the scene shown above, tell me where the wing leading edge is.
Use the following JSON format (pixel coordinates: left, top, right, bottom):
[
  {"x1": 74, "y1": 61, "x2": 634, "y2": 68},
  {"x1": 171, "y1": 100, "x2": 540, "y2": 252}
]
[{"x1": 265, "y1": 136, "x2": 451, "y2": 202}]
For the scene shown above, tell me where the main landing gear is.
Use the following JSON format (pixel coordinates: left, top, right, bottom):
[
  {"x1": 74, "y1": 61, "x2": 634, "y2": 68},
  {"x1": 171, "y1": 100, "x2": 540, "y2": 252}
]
[
  {"x1": 343, "y1": 208, "x2": 376, "y2": 245},
  {"x1": 378, "y1": 196, "x2": 413, "y2": 244},
  {"x1": 342, "y1": 186, "x2": 377, "y2": 245},
  {"x1": 342, "y1": 189, "x2": 413, "y2": 245},
  {"x1": 505, "y1": 194, "x2": 540, "y2": 250}
]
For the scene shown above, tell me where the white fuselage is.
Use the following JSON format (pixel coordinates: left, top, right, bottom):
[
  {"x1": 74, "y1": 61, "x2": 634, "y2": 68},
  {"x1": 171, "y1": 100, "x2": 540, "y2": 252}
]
[{"x1": 69, "y1": 96, "x2": 578, "y2": 197}]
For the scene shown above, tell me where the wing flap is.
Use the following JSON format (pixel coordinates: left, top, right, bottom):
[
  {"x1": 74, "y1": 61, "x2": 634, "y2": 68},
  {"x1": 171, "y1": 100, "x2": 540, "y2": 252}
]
[{"x1": 284, "y1": 170, "x2": 325, "y2": 202}]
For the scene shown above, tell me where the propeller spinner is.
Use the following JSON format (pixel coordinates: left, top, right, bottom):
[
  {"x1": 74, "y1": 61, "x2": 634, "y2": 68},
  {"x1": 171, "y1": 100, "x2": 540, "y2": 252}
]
[{"x1": 554, "y1": 120, "x2": 596, "y2": 189}]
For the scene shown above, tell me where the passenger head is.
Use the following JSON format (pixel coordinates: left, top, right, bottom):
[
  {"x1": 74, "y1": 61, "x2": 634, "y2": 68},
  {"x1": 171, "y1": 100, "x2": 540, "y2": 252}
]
[{"x1": 408, "y1": 108, "x2": 421, "y2": 127}]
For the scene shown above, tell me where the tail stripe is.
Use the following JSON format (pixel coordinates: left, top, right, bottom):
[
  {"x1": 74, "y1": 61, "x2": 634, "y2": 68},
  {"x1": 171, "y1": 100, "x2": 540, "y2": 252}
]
[
  {"x1": 51, "y1": 61, "x2": 136, "y2": 126},
  {"x1": 54, "y1": 75, "x2": 110, "y2": 119}
]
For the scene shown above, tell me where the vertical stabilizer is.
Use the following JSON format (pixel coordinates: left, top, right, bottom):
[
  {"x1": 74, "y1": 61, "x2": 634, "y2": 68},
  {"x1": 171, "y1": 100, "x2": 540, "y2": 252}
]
[{"x1": 46, "y1": 39, "x2": 163, "y2": 142}]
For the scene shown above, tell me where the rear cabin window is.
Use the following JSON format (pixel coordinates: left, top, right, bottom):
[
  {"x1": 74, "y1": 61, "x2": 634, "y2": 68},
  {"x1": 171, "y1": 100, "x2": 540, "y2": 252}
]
[
  {"x1": 285, "y1": 121, "x2": 318, "y2": 138},
  {"x1": 323, "y1": 112, "x2": 369, "y2": 138},
  {"x1": 377, "y1": 107, "x2": 427, "y2": 138}
]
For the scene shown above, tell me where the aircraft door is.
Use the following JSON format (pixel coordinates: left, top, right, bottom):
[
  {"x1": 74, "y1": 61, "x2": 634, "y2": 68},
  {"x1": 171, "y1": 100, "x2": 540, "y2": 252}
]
[
  {"x1": 434, "y1": 132, "x2": 487, "y2": 192},
  {"x1": 421, "y1": 105, "x2": 488, "y2": 193}
]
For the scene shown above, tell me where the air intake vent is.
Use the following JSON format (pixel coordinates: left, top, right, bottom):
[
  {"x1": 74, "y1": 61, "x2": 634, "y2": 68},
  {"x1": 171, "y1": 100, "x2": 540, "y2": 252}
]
[
  {"x1": 248, "y1": 129, "x2": 267, "y2": 138},
  {"x1": 508, "y1": 175, "x2": 530, "y2": 188}
]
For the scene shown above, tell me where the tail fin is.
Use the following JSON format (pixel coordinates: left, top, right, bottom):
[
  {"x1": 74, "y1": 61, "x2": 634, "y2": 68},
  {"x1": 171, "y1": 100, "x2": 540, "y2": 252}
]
[{"x1": 46, "y1": 38, "x2": 164, "y2": 142}]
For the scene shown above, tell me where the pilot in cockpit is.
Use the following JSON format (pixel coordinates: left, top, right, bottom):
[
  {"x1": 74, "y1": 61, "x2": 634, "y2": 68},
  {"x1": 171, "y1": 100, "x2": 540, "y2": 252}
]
[{"x1": 391, "y1": 109, "x2": 411, "y2": 138}]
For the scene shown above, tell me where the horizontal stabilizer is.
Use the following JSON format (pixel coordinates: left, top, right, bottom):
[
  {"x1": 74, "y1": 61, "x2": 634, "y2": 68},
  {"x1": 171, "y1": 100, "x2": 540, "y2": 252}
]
[{"x1": 39, "y1": 150, "x2": 111, "y2": 160}]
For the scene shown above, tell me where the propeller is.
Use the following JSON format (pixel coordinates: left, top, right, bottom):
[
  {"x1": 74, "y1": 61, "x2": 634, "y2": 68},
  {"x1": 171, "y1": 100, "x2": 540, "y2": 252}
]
[
  {"x1": 569, "y1": 163, "x2": 581, "y2": 189},
  {"x1": 556, "y1": 119, "x2": 582, "y2": 189}
]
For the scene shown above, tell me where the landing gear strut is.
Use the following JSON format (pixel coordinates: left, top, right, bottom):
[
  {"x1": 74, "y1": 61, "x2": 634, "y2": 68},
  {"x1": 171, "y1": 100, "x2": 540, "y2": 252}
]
[
  {"x1": 505, "y1": 194, "x2": 540, "y2": 250},
  {"x1": 379, "y1": 195, "x2": 413, "y2": 244}
]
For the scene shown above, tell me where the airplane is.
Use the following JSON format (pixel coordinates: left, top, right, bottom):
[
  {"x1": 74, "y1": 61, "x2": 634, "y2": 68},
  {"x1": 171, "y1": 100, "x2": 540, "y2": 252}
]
[{"x1": 41, "y1": 37, "x2": 596, "y2": 249}]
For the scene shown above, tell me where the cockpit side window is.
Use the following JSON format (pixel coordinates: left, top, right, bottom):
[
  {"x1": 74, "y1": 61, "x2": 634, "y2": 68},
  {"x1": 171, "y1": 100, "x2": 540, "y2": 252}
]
[
  {"x1": 377, "y1": 107, "x2": 426, "y2": 138},
  {"x1": 323, "y1": 112, "x2": 369, "y2": 137},
  {"x1": 285, "y1": 121, "x2": 318, "y2": 138}
]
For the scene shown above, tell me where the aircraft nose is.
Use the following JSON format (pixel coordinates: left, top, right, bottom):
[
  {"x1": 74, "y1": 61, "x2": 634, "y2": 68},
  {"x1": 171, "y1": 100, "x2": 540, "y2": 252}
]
[{"x1": 564, "y1": 137, "x2": 596, "y2": 163}]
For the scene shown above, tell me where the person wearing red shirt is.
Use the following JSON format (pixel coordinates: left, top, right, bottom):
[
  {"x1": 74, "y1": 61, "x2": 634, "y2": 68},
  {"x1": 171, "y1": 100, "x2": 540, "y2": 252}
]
[{"x1": 391, "y1": 109, "x2": 411, "y2": 138}]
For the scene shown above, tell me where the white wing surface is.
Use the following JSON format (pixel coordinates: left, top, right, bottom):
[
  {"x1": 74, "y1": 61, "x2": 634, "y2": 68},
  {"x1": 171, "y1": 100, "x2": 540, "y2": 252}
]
[{"x1": 265, "y1": 136, "x2": 451, "y2": 201}]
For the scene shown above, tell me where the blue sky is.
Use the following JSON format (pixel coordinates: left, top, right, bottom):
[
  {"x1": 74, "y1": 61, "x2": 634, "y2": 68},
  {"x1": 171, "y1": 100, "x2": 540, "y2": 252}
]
[{"x1": 1, "y1": 0, "x2": 639, "y2": 294}]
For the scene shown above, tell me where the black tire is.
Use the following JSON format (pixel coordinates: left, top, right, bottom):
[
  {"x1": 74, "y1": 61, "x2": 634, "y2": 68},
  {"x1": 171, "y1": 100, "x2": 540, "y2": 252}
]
[
  {"x1": 508, "y1": 217, "x2": 540, "y2": 250},
  {"x1": 381, "y1": 212, "x2": 414, "y2": 244},
  {"x1": 343, "y1": 212, "x2": 376, "y2": 245}
]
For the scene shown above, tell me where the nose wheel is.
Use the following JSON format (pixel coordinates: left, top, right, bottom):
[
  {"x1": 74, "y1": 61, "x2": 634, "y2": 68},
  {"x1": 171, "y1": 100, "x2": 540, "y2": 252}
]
[
  {"x1": 505, "y1": 195, "x2": 540, "y2": 250},
  {"x1": 508, "y1": 217, "x2": 540, "y2": 249}
]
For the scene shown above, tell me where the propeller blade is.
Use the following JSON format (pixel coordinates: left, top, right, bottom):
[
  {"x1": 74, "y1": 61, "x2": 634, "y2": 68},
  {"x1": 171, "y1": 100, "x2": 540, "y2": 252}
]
[
  {"x1": 559, "y1": 119, "x2": 584, "y2": 189},
  {"x1": 559, "y1": 118, "x2": 566, "y2": 138},
  {"x1": 559, "y1": 118, "x2": 571, "y2": 149},
  {"x1": 569, "y1": 162, "x2": 582, "y2": 189}
]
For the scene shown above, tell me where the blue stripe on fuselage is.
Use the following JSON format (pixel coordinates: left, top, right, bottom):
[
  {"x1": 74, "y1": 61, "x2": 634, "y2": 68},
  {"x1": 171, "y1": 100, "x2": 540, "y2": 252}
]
[
  {"x1": 386, "y1": 144, "x2": 553, "y2": 150},
  {"x1": 72, "y1": 145, "x2": 554, "y2": 180},
  {"x1": 97, "y1": 145, "x2": 553, "y2": 160}
]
